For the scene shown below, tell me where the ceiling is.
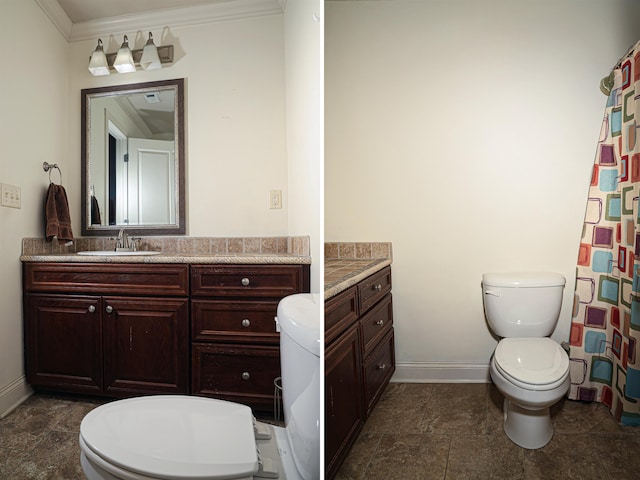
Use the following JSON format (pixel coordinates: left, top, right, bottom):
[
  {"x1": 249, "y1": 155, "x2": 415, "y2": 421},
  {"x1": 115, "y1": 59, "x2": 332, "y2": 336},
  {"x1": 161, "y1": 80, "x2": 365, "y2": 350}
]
[
  {"x1": 37, "y1": 0, "x2": 285, "y2": 42},
  {"x1": 56, "y1": 0, "x2": 229, "y2": 23}
]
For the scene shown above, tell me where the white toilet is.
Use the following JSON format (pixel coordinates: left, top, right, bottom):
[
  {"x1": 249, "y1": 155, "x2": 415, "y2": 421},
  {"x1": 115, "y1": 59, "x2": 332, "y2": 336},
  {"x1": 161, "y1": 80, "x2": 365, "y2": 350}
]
[
  {"x1": 79, "y1": 293, "x2": 320, "y2": 480},
  {"x1": 482, "y1": 272, "x2": 570, "y2": 450}
]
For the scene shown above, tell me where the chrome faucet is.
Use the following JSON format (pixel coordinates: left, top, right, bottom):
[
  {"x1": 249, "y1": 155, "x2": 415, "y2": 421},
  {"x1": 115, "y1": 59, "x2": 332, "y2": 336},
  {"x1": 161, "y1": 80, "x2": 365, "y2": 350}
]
[
  {"x1": 115, "y1": 229, "x2": 129, "y2": 250},
  {"x1": 114, "y1": 229, "x2": 140, "y2": 251}
]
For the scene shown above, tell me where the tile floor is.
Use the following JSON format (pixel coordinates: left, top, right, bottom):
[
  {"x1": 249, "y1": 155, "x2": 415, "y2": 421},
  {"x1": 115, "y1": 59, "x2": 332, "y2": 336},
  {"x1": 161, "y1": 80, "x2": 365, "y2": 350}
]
[
  {"x1": 3, "y1": 385, "x2": 640, "y2": 479},
  {"x1": 0, "y1": 393, "x2": 103, "y2": 479},
  {"x1": 0, "y1": 392, "x2": 281, "y2": 479},
  {"x1": 336, "y1": 383, "x2": 640, "y2": 480}
]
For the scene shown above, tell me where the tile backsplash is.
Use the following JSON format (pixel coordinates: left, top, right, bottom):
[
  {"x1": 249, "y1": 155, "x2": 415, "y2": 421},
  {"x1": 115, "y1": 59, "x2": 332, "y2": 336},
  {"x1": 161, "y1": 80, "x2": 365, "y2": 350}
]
[
  {"x1": 324, "y1": 242, "x2": 392, "y2": 260},
  {"x1": 22, "y1": 236, "x2": 310, "y2": 256}
]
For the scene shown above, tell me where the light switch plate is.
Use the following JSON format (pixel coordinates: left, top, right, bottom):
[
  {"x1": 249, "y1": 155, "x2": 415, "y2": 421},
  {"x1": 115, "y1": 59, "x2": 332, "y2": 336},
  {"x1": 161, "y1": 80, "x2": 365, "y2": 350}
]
[{"x1": 1, "y1": 183, "x2": 21, "y2": 208}]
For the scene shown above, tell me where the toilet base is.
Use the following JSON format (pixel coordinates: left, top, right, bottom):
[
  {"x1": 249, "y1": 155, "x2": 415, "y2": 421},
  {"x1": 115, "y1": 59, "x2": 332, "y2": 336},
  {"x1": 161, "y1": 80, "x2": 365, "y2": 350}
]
[{"x1": 502, "y1": 398, "x2": 552, "y2": 450}]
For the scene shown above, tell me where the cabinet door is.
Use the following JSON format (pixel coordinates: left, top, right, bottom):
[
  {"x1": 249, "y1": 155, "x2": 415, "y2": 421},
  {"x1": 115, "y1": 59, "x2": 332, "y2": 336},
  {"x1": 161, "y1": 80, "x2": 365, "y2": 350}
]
[
  {"x1": 103, "y1": 296, "x2": 189, "y2": 395},
  {"x1": 24, "y1": 294, "x2": 102, "y2": 394},
  {"x1": 325, "y1": 322, "x2": 364, "y2": 480}
]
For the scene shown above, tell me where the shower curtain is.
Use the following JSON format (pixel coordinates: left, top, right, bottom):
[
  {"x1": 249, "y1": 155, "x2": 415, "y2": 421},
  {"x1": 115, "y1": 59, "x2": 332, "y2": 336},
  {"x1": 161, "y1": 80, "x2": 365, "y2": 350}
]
[{"x1": 570, "y1": 40, "x2": 640, "y2": 425}]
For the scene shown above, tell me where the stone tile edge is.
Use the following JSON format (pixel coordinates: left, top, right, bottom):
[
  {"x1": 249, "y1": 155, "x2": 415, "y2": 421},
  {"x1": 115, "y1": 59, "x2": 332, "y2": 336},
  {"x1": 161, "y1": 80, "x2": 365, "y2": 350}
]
[
  {"x1": 324, "y1": 242, "x2": 392, "y2": 260},
  {"x1": 22, "y1": 235, "x2": 310, "y2": 257}
]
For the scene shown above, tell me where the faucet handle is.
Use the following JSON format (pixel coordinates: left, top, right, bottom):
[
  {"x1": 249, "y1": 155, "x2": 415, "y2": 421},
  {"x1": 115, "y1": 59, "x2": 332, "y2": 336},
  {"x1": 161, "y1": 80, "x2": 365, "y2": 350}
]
[{"x1": 129, "y1": 237, "x2": 141, "y2": 251}]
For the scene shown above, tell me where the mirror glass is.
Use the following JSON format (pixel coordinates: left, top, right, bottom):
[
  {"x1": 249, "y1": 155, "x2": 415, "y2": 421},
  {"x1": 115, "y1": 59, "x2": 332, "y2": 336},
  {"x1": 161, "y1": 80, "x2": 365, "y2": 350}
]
[{"x1": 81, "y1": 78, "x2": 185, "y2": 236}]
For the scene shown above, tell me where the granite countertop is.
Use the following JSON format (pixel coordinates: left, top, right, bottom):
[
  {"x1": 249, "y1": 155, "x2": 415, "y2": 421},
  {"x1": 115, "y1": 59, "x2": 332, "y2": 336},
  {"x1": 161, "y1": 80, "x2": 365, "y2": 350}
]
[
  {"x1": 19, "y1": 253, "x2": 311, "y2": 265},
  {"x1": 324, "y1": 258, "x2": 391, "y2": 300}
]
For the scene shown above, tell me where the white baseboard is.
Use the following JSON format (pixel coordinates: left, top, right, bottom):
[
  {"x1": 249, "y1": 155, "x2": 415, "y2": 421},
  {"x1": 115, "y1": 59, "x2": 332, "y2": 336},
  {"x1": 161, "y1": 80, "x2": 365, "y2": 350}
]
[
  {"x1": 0, "y1": 376, "x2": 32, "y2": 418},
  {"x1": 391, "y1": 362, "x2": 491, "y2": 383}
]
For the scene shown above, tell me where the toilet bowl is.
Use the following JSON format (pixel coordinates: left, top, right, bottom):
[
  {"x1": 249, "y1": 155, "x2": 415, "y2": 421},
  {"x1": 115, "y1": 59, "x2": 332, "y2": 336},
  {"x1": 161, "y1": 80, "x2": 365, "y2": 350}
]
[
  {"x1": 79, "y1": 293, "x2": 320, "y2": 480},
  {"x1": 490, "y1": 338, "x2": 570, "y2": 449},
  {"x1": 482, "y1": 273, "x2": 569, "y2": 449}
]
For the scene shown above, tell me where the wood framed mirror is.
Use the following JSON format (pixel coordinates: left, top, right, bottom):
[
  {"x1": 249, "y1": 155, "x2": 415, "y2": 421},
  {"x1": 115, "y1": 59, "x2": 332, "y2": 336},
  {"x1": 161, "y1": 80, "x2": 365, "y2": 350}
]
[{"x1": 81, "y1": 78, "x2": 185, "y2": 236}]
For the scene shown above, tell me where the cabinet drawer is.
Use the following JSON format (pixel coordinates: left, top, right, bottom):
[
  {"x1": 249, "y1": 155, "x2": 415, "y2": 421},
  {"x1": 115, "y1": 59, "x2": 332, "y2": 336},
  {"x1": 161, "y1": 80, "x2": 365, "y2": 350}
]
[
  {"x1": 192, "y1": 299, "x2": 279, "y2": 344},
  {"x1": 363, "y1": 329, "x2": 395, "y2": 416},
  {"x1": 360, "y1": 294, "x2": 393, "y2": 357},
  {"x1": 23, "y1": 263, "x2": 189, "y2": 296},
  {"x1": 358, "y1": 266, "x2": 391, "y2": 313},
  {"x1": 191, "y1": 265, "x2": 307, "y2": 297},
  {"x1": 325, "y1": 286, "x2": 358, "y2": 345},
  {"x1": 192, "y1": 343, "x2": 281, "y2": 412}
]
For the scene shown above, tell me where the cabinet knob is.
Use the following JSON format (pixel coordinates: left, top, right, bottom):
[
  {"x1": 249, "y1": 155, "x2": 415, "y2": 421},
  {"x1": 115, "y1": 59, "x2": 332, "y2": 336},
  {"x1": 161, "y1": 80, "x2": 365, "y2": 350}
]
[
  {"x1": 241, "y1": 277, "x2": 250, "y2": 286},
  {"x1": 88, "y1": 305, "x2": 96, "y2": 313},
  {"x1": 375, "y1": 319, "x2": 384, "y2": 327},
  {"x1": 374, "y1": 284, "x2": 382, "y2": 292},
  {"x1": 377, "y1": 364, "x2": 387, "y2": 370},
  {"x1": 241, "y1": 319, "x2": 251, "y2": 328},
  {"x1": 242, "y1": 372, "x2": 251, "y2": 380},
  {"x1": 105, "y1": 305, "x2": 113, "y2": 314}
]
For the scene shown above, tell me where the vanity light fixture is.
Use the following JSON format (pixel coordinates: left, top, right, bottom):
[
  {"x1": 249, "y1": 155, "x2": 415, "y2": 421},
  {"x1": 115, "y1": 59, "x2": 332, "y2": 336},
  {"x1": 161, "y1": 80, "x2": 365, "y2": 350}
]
[
  {"x1": 140, "y1": 33, "x2": 161, "y2": 71},
  {"x1": 88, "y1": 34, "x2": 174, "y2": 76},
  {"x1": 113, "y1": 35, "x2": 136, "y2": 73},
  {"x1": 88, "y1": 39, "x2": 110, "y2": 76}
]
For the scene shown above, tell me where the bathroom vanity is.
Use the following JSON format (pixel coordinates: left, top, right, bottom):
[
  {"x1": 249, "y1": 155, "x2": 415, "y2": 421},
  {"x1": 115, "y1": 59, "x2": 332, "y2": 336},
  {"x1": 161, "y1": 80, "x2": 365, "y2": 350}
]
[
  {"x1": 324, "y1": 245, "x2": 395, "y2": 480},
  {"x1": 21, "y1": 239, "x2": 310, "y2": 414}
]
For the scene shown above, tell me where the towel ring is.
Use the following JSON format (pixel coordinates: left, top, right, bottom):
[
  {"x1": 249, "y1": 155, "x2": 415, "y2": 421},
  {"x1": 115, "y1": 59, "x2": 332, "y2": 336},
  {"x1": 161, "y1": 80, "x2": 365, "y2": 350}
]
[{"x1": 43, "y1": 162, "x2": 62, "y2": 184}]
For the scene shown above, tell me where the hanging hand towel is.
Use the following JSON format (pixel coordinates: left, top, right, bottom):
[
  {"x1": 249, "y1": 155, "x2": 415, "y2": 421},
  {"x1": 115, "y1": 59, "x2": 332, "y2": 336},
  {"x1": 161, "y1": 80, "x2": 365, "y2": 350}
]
[
  {"x1": 45, "y1": 183, "x2": 73, "y2": 243},
  {"x1": 90, "y1": 194, "x2": 102, "y2": 225}
]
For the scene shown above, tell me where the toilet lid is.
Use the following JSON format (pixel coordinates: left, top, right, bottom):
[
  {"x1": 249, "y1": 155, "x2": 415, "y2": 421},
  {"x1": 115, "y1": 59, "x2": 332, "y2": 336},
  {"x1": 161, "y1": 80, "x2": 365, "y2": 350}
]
[
  {"x1": 494, "y1": 338, "x2": 569, "y2": 386},
  {"x1": 80, "y1": 396, "x2": 258, "y2": 480}
]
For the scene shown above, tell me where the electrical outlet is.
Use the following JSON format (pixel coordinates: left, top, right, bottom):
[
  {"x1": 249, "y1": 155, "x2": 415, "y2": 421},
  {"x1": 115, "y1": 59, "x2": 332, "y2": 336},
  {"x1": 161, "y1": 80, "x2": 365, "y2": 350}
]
[
  {"x1": 269, "y1": 190, "x2": 282, "y2": 209},
  {"x1": 1, "y1": 183, "x2": 21, "y2": 208}
]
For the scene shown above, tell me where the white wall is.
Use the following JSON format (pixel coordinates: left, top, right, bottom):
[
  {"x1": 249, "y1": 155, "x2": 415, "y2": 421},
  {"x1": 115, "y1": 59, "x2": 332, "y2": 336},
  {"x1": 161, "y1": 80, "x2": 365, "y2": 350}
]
[
  {"x1": 325, "y1": 0, "x2": 640, "y2": 381},
  {"x1": 0, "y1": 0, "x2": 69, "y2": 413},
  {"x1": 284, "y1": 0, "x2": 323, "y2": 293},
  {"x1": 67, "y1": 14, "x2": 289, "y2": 237},
  {"x1": 0, "y1": 2, "x2": 323, "y2": 414}
]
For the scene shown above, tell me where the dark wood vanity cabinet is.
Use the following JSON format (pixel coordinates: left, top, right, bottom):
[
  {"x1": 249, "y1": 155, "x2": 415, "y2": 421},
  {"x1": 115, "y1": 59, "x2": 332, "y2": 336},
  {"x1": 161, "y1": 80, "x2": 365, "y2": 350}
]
[
  {"x1": 325, "y1": 266, "x2": 395, "y2": 480},
  {"x1": 190, "y1": 264, "x2": 310, "y2": 413},
  {"x1": 23, "y1": 263, "x2": 190, "y2": 397}
]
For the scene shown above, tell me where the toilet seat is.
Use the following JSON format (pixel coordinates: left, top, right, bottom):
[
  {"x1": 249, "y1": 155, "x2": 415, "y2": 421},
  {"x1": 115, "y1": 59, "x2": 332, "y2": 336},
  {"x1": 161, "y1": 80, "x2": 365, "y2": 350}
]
[
  {"x1": 494, "y1": 338, "x2": 569, "y2": 390},
  {"x1": 80, "y1": 396, "x2": 259, "y2": 480}
]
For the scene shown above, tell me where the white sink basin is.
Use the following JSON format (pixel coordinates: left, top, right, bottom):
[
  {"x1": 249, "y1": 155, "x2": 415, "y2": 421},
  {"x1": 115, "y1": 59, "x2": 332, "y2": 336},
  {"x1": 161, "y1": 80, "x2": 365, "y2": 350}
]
[{"x1": 77, "y1": 251, "x2": 161, "y2": 256}]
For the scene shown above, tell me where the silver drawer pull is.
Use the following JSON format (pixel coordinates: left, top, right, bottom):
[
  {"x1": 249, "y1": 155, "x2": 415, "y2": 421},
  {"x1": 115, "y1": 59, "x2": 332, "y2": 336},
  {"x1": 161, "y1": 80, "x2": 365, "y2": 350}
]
[
  {"x1": 105, "y1": 305, "x2": 113, "y2": 314},
  {"x1": 377, "y1": 364, "x2": 387, "y2": 370},
  {"x1": 374, "y1": 284, "x2": 382, "y2": 292},
  {"x1": 88, "y1": 305, "x2": 96, "y2": 313},
  {"x1": 242, "y1": 372, "x2": 251, "y2": 380},
  {"x1": 375, "y1": 319, "x2": 384, "y2": 326},
  {"x1": 242, "y1": 319, "x2": 251, "y2": 328},
  {"x1": 241, "y1": 277, "x2": 250, "y2": 286}
]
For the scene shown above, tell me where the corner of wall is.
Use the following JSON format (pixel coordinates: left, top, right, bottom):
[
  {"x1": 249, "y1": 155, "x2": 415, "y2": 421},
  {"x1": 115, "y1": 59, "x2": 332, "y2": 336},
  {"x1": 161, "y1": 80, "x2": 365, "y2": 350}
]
[{"x1": 0, "y1": 376, "x2": 32, "y2": 419}]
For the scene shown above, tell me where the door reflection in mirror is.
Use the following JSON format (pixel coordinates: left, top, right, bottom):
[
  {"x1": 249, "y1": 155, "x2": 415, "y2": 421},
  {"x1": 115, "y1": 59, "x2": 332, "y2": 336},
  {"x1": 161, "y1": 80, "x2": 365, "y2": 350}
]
[{"x1": 81, "y1": 79, "x2": 185, "y2": 236}]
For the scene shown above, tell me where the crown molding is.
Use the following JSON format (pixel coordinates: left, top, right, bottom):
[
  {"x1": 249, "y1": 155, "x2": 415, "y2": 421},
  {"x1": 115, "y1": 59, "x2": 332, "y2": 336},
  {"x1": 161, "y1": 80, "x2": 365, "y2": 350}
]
[
  {"x1": 35, "y1": 0, "x2": 73, "y2": 41},
  {"x1": 36, "y1": 0, "x2": 284, "y2": 43}
]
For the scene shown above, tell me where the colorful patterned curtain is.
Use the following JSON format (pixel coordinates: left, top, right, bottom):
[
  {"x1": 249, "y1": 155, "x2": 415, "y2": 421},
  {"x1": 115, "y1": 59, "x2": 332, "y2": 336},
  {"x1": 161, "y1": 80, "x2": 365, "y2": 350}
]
[{"x1": 570, "y1": 40, "x2": 640, "y2": 425}]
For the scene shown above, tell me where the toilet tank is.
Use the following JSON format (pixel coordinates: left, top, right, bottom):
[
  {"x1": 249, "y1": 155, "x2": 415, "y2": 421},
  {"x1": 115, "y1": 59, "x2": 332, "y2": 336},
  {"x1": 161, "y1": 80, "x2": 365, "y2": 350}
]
[
  {"x1": 482, "y1": 272, "x2": 566, "y2": 338},
  {"x1": 276, "y1": 293, "x2": 320, "y2": 480}
]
